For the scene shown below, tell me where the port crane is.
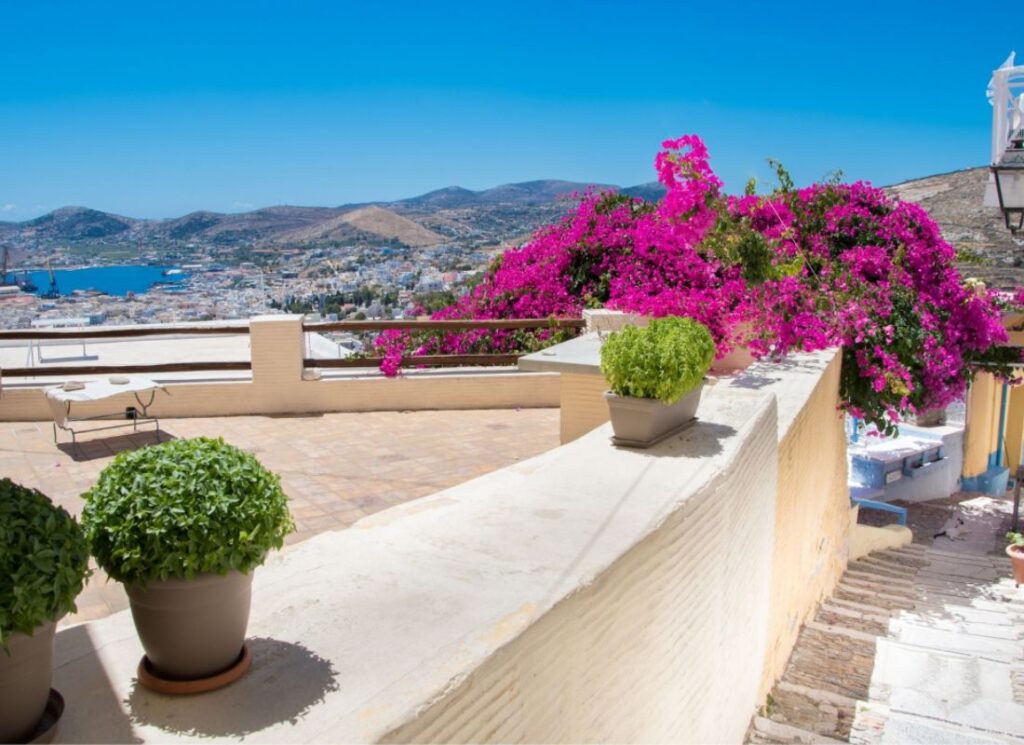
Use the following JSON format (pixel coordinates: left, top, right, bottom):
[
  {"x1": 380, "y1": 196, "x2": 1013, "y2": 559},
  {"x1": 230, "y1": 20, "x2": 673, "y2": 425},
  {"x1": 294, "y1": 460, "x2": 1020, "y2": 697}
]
[{"x1": 41, "y1": 258, "x2": 60, "y2": 298}]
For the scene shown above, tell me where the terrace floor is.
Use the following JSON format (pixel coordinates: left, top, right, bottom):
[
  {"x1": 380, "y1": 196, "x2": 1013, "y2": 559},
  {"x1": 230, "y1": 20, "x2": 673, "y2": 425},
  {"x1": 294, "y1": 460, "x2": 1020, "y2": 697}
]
[{"x1": 0, "y1": 407, "x2": 559, "y2": 627}]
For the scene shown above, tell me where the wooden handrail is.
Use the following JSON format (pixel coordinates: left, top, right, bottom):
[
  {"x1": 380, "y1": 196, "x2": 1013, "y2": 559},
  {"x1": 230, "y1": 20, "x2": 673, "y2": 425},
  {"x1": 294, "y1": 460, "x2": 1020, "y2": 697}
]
[
  {"x1": 0, "y1": 317, "x2": 585, "y2": 341},
  {"x1": 303, "y1": 318, "x2": 586, "y2": 333},
  {"x1": 0, "y1": 361, "x2": 252, "y2": 378},
  {"x1": 305, "y1": 354, "x2": 521, "y2": 368},
  {"x1": 0, "y1": 324, "x2": 250, "y2": 341}
]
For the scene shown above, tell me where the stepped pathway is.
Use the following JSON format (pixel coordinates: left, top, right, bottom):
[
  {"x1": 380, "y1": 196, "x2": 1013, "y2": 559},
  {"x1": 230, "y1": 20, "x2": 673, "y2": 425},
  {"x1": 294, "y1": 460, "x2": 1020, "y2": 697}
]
[{"x1": 747, "y1": 543, "x2": 1024, "y2": 744}]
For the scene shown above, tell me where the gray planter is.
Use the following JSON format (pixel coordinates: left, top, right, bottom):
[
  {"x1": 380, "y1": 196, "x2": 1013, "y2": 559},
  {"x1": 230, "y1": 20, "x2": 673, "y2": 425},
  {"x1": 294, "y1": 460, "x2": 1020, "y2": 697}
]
[
  {"x1": 604, "y1": 384, "x2": 703, "y2": 447},
  {"x1": 126, "y1": 570, "x2": 252, "y2": 681},
  {"x1": 0, "y1": 621, "x2": 55, "y2": 743}
]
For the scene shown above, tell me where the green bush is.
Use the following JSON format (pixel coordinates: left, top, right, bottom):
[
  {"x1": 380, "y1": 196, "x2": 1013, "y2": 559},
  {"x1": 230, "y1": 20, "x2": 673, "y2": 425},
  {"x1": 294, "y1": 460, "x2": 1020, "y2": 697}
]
[
  {"x1": 0, "y1": 479, "x2": 90, "y2": 649},
  {"x1": 600, "y1": 316, "x2": 716, "y2": 404},
  {"x1": 1008, "y1": 531, "x2": 1024, "y2": 549},
  {"x1": 82, "y1": 437, "x2": 294, "y2": 586}
]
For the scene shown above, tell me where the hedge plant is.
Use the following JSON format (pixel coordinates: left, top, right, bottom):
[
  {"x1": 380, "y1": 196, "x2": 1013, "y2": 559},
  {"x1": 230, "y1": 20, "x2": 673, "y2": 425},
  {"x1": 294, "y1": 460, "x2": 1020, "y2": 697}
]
[
  {"x1": 81, "y1": 437, "x2": 294, "y2": 586},
  {"x1": 600, "y1": 316, "x2": 716, "y2": 404},
  {"x1": 0, "y1": 479, "x2": 90, "y2": 650}
]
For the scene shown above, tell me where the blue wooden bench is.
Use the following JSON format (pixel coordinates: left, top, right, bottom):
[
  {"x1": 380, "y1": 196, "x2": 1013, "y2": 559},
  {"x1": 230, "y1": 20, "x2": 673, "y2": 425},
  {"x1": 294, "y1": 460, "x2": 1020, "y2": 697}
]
[{"x1": 849, "y1": 485, "x2": 907, "y2": 526}]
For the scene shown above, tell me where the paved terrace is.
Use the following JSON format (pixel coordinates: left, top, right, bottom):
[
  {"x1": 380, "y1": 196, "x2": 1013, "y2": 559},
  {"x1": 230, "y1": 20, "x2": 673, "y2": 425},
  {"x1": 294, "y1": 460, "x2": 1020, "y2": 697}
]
[{"x1": 0, "y1": 408, "x2": 558, "y2": 626}]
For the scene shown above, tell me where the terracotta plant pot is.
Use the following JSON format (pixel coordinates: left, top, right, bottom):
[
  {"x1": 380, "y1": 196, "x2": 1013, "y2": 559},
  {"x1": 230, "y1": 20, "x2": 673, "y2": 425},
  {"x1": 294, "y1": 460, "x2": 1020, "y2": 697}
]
[
  {"x1": 1008, "y1": 544, "x2": 1024, "y2": 587},
  {"x1": 604, "y1": 384, "x2": 703, "y2": 447},
  {"x1": 126, "y1": 571, "x2": 252, "y2": 681},
  {"x1": 0, "y1": 621, "x2": 55, "y2": 743}
]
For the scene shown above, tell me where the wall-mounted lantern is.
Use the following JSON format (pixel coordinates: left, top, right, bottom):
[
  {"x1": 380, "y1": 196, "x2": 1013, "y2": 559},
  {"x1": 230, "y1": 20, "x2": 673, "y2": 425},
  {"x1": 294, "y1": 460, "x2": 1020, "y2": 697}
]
[{"x1": 992, "y1": 128, "x2": 1024, "y2": 234}]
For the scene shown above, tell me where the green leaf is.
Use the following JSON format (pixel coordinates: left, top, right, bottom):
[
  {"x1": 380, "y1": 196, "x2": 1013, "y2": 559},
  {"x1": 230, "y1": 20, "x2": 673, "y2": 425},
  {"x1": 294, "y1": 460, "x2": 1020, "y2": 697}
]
[{"x1": 80, "y1": 437, "x2": 294, "y2": 587}]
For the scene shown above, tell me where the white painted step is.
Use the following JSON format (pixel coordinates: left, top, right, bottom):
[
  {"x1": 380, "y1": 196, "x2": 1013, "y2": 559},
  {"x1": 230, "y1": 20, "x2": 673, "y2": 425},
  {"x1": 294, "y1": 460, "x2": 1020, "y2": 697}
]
[{"x1": 868, "y1": 638, "x2": 1024, "y2": 738}]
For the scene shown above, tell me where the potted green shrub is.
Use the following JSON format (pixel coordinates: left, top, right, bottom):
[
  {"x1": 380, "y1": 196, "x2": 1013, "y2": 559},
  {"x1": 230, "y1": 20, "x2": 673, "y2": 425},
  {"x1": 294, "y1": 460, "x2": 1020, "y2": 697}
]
[
  {"x1": 600, "y1": 316, "x2": 716, "y2": 447},
  {"x1": 82, "y1": 437, "x2": 293, "y2": 686},
  {"x1": 1007, "y1": 532, "x2": 1024, "y2": 587},
  {"x1": 1, "y1": 479, "x2": 89, "y2": 742}
]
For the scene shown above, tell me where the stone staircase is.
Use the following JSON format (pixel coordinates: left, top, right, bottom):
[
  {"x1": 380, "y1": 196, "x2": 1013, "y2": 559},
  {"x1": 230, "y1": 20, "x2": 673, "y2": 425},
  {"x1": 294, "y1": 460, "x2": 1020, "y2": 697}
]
[{"x1": 747, "y1": 543, "x2": 1024, "y2": 744}]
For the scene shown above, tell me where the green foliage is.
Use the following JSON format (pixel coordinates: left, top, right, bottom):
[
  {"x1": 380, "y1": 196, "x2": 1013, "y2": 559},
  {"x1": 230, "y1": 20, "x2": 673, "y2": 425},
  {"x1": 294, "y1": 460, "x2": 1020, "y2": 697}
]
[
  {"x1": 954, "y1": 246, "x2": 987, "y2": 264},
  {"x1": 703, "y1": 214, "x2": 778, "y2": 284},
  {"x1": 600, "y1": 316, "x2": 716, "y2": 403},
  {"x1": 767, "y1": 158, "x2": 794, "y2": 192},
  {"x1": 82, "y1": 437, "x2": 294, "y2": 586},
  {"x1": 0, "y1": 479, "x2": 90, "y2": 649},
  {"x1": 1007, "y1": 531, "x2": 1024, "y2": 548}
]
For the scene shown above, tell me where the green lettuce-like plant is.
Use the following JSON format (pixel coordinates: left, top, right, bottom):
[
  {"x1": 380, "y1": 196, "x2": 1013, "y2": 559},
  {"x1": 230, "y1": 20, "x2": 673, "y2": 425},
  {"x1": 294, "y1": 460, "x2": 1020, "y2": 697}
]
[
  {"x1": 1008, "y1": 532, "x2": 1024, "y2": 549},
  {"x1": 0, "y1": 479, "x2": 90, "y2": 650},
  {"x1": 81, "y1": 437, "x2": 294, "y2": 586},
  {"x1": 600, "y1": 316, "x2": 716, "y2": 404}
]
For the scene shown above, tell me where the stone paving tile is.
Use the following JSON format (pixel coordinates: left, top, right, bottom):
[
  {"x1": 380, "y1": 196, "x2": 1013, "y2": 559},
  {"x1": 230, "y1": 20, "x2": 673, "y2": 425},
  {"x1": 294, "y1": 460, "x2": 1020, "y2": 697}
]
[{"x1": 0, "y1": 408, "x2": 558, "y2": 628}]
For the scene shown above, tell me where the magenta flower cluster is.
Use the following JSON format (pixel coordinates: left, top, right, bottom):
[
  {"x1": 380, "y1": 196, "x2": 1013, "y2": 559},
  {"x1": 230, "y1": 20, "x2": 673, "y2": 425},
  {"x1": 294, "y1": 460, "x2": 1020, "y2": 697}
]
[{"x1": 377, "y1": 135, "x2": 1011, "y2": 433}]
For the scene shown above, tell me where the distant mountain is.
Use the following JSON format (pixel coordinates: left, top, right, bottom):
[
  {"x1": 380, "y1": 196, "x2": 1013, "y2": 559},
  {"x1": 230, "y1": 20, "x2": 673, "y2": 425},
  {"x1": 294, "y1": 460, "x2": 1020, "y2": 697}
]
[
  {"x1": 277, "y1": 205, "x2": 443, "y2": 247},
  {"x1": 24, "y1": 206, "x2": 137, "y2": 240},
  {"x1": 0, "y1": 178, "x2": 665, "y2": 255},
  {"x1": 1, "y1": 172, "x2": 1018, "y2": 285}
]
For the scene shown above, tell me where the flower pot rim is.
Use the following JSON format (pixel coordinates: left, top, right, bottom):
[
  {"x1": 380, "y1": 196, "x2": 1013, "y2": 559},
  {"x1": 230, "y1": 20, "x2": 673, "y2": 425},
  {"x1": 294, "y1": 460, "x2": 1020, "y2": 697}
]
[
  {"x1": 603, "y1": 381, "x2": 706, "y2": 406},
  {"x1": 125, "y1": 569, "x2": 253, "y2": 591},
  {"x1": 1007, "y1": 544, "x2": 1024, "y2": 558}
]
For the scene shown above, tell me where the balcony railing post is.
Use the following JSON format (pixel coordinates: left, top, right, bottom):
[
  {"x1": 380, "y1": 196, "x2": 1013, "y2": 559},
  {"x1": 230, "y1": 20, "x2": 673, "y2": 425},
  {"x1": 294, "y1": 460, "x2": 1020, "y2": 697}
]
[{"x1": 250, "y1": 315, "x2": 305, "y2": 388}]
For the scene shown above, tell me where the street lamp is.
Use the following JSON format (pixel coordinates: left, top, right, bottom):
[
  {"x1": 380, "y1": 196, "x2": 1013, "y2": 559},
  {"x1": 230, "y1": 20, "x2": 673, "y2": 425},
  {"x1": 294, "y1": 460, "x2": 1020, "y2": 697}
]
[{"x1": 992, "y1": 128, "x2": 1024, "y2": 234}]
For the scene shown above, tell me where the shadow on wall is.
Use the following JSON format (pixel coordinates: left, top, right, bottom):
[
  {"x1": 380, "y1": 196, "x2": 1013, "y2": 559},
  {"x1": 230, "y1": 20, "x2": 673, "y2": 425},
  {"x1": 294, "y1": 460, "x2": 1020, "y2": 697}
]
[
  {"x1": 722, "y1": 354, "x2": 831, "y2": 392},
  {"x1": 126, "y1": 637, "x2": 339, "y2": 738}
]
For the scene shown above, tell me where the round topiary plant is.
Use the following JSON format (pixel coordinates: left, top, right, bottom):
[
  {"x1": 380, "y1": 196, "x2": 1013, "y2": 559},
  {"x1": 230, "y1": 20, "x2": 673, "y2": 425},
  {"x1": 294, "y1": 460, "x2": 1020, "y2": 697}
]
[
  {"x1": 0, "y1": 479, "x2": 90, "y2": 647},
  {"x1": 81, "y1": 437, "x2": 294, "y2": 586},
  {"x1": 600, "y1": 316, "x2": 716, "y2": 404}
]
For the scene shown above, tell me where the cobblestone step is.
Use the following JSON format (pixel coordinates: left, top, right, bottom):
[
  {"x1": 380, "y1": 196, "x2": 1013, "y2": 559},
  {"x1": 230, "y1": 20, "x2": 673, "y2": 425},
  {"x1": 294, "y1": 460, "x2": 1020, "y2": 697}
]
[
  {"x1": 747, "y1": 539, "x2": 1023, "y2": 745},
  {"x1": 749, "y1": 716, "x2": 846, "y2": 744},
  {"x1": 818, "y1": 603, "x2": 890, "y2": 635},
  {"x1": 834, "y1": 583, "x2": 916, "y2": 611},
  {"x1": 848, "y1": 558, "x2": 919, "y2": 581}
]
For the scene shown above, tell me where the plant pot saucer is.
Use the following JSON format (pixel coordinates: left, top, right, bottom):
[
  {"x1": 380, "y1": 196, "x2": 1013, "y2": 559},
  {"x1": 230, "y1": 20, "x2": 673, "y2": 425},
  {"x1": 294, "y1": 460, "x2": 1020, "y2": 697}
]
[
  {"x1": 610, "y1": 417, "x2": 698, "y2": 449},
  {"x1": 138, "y1": 643, "x2": 252, "y2": 695},
  {"x1": 25, "y1": 689, "x2": 64, "y2": 744}
]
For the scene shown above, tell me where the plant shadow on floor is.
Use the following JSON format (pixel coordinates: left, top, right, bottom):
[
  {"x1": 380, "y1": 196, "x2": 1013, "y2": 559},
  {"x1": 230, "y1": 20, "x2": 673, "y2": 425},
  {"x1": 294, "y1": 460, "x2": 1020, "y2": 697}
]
[{"x1": 125, "y1": 637, "x2": 339, "y2": 738}]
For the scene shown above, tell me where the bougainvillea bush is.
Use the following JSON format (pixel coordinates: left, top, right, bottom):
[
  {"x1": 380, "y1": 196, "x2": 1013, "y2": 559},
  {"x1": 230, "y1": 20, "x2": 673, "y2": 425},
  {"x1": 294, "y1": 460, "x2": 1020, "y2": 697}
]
[{"x1": 380, "y1": 135, "x2": 1014, "y2": 434}]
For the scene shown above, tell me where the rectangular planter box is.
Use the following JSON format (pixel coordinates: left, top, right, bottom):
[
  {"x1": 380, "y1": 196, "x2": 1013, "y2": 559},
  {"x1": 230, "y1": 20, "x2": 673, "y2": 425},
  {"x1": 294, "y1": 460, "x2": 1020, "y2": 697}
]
[{"x1": 604, "y1": 385, "x2": 703, "y2": 448}]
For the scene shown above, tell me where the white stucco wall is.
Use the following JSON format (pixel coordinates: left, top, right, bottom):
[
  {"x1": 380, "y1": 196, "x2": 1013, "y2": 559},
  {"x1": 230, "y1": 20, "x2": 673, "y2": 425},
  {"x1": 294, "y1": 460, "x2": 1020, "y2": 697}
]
[{"x1": 52, "y1": 378, "x2": 783, "y2": 743}]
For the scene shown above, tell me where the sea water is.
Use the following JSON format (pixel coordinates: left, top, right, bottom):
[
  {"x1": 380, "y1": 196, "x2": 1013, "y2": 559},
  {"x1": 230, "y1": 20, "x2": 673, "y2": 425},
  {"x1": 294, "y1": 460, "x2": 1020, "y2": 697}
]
[{"x1": 3, "y1": 265, "x2": 189, "y2": 297}]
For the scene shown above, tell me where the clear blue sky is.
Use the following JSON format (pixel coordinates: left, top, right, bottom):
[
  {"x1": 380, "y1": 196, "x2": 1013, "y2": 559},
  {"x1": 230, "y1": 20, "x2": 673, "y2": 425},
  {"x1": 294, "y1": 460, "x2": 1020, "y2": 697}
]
[{"x1": 0, "y1": 1, "x2": 1011, "y2": 219}]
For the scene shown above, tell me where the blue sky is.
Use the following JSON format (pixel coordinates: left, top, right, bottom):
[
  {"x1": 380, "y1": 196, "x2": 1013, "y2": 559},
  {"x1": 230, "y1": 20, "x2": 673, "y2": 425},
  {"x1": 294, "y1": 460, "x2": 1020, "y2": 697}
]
[{"x1": 0, "y1": 1, "x2": 1011, "y2": 219}]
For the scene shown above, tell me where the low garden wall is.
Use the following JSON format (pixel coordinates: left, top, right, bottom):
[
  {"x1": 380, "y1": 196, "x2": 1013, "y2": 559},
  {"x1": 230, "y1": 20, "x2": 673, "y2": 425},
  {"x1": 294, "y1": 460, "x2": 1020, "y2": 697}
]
[
  {"x1": 0, "y1": 316, "x2": 560, "y2": 421},
  {"x1": 52, "y1": 350, "x2": 850, "y2": 743}
]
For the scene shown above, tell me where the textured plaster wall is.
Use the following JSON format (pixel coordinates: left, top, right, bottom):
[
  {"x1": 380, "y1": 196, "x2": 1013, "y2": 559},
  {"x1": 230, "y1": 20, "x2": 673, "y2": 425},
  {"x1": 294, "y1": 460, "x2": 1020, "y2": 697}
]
[
  {"x1": 381, "y1": 394, "x2": 778, "y2": 745},
  {"x1": 558, "y1": 373, "x2": 610, "y2": 443},
  {"x1": 716, "y1": 351, "x2": 850, "y2": 701},
  {"x1": 964, "y1": 373, "x2": 1000, "y2": 477}
]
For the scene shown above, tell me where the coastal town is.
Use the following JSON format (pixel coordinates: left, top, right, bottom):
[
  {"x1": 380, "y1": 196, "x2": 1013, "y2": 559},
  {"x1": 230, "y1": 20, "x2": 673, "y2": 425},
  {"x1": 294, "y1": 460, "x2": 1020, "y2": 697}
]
[{"x1": 0, "y1": 239, "x2": 498, "y2": 331}]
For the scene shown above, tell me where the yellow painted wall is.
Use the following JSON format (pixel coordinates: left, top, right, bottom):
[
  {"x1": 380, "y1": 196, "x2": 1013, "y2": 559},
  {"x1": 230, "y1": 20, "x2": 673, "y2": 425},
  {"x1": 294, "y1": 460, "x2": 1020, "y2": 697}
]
[
  {"x1": 558, "y1": 373, "x2": 611, "y2": 443},
  {"x1": 964, "y1": 373, "x2": 999, "y2": 478},
  {"x1": 758, "y1": 350, "x2": 850, "y2": 698},
  {"x1": 1005, "y1": 384, "x2": 1024, "y2": 473}
]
